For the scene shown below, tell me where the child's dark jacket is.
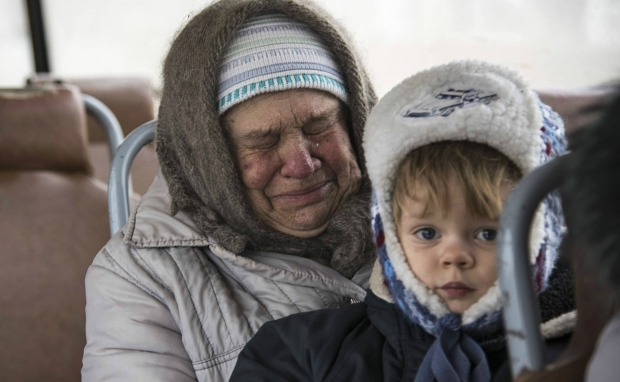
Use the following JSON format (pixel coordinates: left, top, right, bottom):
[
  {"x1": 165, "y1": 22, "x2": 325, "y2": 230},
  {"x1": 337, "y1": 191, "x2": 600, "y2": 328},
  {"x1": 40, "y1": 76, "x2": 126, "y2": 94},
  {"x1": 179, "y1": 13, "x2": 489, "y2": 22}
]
[{"x1": 230, "y1": 262, "x2": 574, "y2": 382}]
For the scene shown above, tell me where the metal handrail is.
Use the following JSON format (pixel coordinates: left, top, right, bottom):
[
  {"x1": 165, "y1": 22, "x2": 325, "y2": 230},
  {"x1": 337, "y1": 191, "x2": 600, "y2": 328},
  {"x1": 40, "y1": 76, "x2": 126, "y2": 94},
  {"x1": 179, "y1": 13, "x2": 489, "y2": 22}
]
[
  {"x1": 108, "y1": 120, "x2": 156, "y2": 235},
  {"x1": 82, "y1": 94, "x2": 124, "y2": 157},
  {"x1": 497, "y1": 154, "x2": 570, "y2": 378}
]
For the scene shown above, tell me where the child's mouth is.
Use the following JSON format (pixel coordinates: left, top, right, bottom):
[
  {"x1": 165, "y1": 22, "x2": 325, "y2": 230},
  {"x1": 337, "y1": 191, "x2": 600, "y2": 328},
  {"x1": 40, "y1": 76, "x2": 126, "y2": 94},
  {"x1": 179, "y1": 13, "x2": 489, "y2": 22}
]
[{"x1": 440, "y1": 282, "x2": 475, "y2": 298}]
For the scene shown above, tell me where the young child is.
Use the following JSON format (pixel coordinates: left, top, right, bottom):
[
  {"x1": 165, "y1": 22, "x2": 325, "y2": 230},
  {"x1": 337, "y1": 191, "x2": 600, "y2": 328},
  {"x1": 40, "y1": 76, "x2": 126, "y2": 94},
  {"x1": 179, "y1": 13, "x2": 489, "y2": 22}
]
[{"x1": 229, "y1": 61, "x2": 575, "y2": 382}]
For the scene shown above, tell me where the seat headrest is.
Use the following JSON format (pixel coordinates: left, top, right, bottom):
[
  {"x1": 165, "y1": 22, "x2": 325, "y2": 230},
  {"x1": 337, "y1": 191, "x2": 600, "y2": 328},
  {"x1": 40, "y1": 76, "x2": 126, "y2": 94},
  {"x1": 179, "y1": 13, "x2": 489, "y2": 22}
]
[
  {"x1": 537, "y1": 86, "x2": 615, "y2": 135},
  {"x1": 0, "y1": 84, "x2": 91, "y2": 172},
  {"x1": 28, "y1": 75, "x2": 156, "y2": 142}
]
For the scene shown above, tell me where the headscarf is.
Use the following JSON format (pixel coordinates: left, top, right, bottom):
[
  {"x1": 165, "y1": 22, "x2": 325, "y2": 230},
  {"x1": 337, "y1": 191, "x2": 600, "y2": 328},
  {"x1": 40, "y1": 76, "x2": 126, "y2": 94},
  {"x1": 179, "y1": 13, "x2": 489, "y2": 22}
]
[{"x1": 156, "y1": 0, "x2": 377, "y2": 277}]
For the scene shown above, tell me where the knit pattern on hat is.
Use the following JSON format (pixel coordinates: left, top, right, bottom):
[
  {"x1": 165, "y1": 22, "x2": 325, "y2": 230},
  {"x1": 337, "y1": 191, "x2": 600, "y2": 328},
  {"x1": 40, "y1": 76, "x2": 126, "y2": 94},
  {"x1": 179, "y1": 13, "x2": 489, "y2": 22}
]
[
  {"x1": 365, "y1": 60, "x2": 567, "y2": 337},
  {"x1": 217, "y1": 13, "x2": 348, "y2": 114}
]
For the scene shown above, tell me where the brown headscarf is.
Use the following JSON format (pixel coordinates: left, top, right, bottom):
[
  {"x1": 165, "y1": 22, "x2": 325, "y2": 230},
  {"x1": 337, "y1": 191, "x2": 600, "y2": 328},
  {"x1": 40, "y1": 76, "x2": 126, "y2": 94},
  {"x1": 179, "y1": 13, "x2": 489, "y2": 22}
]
[{"x1": 156, "y1": 0, "x2": 377, "y2": 278}]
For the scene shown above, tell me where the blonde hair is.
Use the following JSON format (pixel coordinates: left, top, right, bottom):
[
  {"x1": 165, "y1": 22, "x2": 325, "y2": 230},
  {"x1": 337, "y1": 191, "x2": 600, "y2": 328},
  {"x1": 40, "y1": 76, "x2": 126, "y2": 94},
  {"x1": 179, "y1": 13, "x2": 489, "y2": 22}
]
[{"x1": 392, "y1": 141, "x2": 522, "y2": 224}]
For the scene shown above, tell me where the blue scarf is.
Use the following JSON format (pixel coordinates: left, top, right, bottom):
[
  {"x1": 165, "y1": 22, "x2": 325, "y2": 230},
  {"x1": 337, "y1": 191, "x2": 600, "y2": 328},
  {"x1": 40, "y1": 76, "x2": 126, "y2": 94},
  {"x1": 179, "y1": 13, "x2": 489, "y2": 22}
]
[{"x1": 414, "y1": 329, "x2": 491, "y2": 382}]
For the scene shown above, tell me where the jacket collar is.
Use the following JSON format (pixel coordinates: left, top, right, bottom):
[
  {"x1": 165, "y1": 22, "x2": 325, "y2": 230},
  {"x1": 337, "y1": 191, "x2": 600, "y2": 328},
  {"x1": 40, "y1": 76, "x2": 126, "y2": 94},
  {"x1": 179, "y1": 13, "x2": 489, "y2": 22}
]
[
  {"x1": 121, "y1": 171, "x2": 370, "y2": 299},
  {"x1": 123, "y1": 171, "x2": 211, "y2": 248}
]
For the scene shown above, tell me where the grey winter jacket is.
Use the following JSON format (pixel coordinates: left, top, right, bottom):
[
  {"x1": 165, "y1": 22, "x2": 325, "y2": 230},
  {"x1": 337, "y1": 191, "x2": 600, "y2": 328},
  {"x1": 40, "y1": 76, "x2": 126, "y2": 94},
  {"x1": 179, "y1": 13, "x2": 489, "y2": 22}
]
[{"x1": 81, "y1": 172, "x2": 371, "y2": 382}]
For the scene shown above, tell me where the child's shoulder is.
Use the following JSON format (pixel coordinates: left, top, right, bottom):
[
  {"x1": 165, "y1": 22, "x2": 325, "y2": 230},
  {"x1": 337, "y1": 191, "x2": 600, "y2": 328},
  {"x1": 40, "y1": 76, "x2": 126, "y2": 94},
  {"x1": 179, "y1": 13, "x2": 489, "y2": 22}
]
[
  {"x1": 233, "y1": 300, "x2": 386, "y2": 381},
  {"x1": 260, "y1": 300, "x2": 371, "y2": 340}
]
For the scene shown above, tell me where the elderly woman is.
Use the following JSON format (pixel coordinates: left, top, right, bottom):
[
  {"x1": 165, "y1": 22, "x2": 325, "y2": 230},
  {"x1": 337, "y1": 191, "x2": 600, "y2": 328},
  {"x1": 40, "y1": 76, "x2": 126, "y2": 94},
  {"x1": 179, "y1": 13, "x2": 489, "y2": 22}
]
[{"x1": 81, "y1": 0, "x2": 376, "y2": 381}]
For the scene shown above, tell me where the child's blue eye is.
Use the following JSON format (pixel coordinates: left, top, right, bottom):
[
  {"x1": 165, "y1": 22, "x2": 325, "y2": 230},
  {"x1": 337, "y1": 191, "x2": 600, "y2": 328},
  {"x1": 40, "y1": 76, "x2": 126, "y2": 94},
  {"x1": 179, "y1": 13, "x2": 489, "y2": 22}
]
[
  {"x1": 476, "y1": 229, "x2": 497, "y2": 242},
  {"x1": 415, "y1": 228, "x2": 437, "y2": 240}
]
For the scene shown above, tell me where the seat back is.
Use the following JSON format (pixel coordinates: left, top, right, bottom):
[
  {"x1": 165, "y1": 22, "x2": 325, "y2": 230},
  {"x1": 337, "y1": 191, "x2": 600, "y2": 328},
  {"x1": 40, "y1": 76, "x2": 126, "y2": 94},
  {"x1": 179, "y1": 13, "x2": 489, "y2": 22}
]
[
  {"x1": 0, "y1": 84, "x2": 111, "y2": 381},
  {"x1": 28, "y1": 75, "x2": 159, "y2": 194},
  {"x1": 78, "y1": 77, "x2": 159, "y2": 195},
  {"x1": 536, "y1": 86, "x2": 615, "y2": 135}
]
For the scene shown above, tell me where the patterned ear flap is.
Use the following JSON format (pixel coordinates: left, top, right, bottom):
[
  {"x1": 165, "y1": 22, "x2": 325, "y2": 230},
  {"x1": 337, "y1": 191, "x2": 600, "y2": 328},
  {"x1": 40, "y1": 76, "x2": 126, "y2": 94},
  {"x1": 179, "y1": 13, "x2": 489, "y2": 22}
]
[
  {"x1": 371, "y1": 192, "x2": 448, "y2": 335},
  {"x1": 533, "y1": 101, "x2": 568, "y2": 292}
]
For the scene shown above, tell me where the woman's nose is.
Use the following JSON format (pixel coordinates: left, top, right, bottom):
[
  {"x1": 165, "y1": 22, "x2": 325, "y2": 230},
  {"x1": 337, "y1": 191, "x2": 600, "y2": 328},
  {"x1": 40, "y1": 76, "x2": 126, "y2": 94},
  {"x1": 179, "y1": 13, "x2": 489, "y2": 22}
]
[{"x1": 279, "y1": 137, "x2": 321, "y2": 179}]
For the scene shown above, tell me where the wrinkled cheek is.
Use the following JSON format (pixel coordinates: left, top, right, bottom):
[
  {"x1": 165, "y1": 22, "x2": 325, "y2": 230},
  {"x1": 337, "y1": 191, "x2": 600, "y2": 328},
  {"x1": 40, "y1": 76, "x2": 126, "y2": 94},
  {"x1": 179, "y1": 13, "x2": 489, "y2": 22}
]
[
  {"x1": 319, "y1": 133, "x2": 360, "y2": 178},
  {"x1": 238, "y1": 153, "x2": 275, "y2": 190}
]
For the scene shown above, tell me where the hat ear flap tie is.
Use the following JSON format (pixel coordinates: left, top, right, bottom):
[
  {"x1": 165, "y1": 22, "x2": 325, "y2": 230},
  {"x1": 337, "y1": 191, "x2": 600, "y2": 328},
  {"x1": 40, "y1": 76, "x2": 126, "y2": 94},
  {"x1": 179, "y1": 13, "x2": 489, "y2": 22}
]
[{"x1": 414, "y1": 329, "x2": 491, "y2": 382}]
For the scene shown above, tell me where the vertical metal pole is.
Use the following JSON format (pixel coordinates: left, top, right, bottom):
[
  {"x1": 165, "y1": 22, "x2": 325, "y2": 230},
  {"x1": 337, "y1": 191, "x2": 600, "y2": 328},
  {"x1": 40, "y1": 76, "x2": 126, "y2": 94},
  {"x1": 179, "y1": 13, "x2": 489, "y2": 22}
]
[
  {"x1": 82, "y1": 95, "x2": 124, "y2": 158},
  {"x1": 497, "y1": 154, "x2": 569, "y2": 378},
  {"x1": 25, "y1": 0, "x2": 51, "y2": 73},
  {"x1": 108, "y1": 121, "x2": 156, "y2": 235}
]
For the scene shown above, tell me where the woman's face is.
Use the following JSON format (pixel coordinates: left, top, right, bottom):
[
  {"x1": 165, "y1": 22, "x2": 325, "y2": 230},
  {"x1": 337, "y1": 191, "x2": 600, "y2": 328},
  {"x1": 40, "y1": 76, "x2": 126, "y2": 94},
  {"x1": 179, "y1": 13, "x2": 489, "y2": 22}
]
[{"x1": 225, "y1": 89, "x2": 362, "y2": 238}]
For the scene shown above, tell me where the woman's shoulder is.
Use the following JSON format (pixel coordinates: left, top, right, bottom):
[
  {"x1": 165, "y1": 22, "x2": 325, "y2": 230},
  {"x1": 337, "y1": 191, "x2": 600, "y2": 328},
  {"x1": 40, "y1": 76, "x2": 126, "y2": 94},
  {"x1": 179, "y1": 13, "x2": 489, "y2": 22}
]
[
  {"x1": 89, "y1": 227, "x2": 202, "y2": 291},
  {"x1": 85, "y1": 233, "x2": 256, "y2": 379}
]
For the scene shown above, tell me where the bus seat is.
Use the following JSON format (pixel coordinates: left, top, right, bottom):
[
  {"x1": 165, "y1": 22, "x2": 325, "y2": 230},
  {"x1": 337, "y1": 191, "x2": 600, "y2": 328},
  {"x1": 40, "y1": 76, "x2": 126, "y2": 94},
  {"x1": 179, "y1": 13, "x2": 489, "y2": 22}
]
[
  {"x1": 28, "y1": 75, "x2": 159, "y2": 195},
  {"x1": 72, "y1": 77, "x2": 155, "y2": 140},
  {"x1": 536, "y1": 86, "x2": 615, "y2": 135},
  {"x1": 0, "y1": 84, "x2": 112, "y2": 381}
]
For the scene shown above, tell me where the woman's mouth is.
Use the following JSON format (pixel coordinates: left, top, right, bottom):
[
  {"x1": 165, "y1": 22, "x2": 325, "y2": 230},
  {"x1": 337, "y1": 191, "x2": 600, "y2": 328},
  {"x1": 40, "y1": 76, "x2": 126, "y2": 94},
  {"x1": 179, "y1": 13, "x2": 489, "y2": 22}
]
[
  {"x1": 277, "y1": 181, "x2": 330, "y2": 196},
  {"x1": 439, "y1": 282, "x2": 475, "y2": 298},
  {"x1": 273, "y1": 180, "x2": 334, "y2": 206}
]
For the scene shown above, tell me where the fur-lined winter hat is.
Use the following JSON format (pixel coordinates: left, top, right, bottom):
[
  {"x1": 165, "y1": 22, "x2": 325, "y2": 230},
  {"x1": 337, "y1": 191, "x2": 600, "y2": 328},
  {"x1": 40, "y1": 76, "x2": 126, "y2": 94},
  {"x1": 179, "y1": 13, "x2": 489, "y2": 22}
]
[{"x1": 365, "y1": 60, "x2": 567, "y2": 338}]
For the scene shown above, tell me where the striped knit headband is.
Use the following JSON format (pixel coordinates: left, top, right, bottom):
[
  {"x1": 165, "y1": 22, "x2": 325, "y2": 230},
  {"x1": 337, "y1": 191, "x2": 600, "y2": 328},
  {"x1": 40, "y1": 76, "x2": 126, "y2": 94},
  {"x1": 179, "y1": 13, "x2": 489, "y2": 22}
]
[{"x1": 217, "y1": 13, "x2": 349, "y2": 114}]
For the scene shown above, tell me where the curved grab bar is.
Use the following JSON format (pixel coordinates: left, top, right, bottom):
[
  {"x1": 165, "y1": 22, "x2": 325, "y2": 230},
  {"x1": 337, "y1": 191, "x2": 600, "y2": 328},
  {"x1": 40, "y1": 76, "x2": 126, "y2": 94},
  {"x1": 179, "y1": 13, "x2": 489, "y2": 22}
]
[
  {"x1": 108, "y1": 120, "x2": 156, "y2": 235},
  {"x1": 497, "y1": 154, "x2": 570, "y2": 378},
  {"x1": 82, "y1": 94, "x2": 124, "y2": 157}
]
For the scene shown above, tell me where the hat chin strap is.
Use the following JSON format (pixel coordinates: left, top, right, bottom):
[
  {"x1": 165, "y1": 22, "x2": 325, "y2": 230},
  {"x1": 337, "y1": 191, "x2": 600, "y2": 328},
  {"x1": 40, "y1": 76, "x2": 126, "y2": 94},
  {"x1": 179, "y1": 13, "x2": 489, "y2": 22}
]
[
  {"x1": 462, "y1": 283, "x2": 502, "y2": 325},
  {"x1": 369, "y1": 260, "x2": 394, "y2": 302},
  {"x1": 369, "y1": 259, "x2": 503, "y2": 326},
  {"x1": 414, "y1": 329, "x2": 491, "y2": 382}
]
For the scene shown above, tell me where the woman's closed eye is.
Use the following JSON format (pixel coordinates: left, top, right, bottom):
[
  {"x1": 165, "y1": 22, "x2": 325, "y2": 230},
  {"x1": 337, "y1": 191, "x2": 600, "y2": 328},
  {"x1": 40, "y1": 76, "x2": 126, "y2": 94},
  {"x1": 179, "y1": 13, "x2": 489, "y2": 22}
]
[
  {"x1": 303, "y1": 111, "x2": 342, "y2": 136},
  {"x1": 476, "y1": 228, "x2": 497, "y2": 242},
  {"x1": 414, "y1": 228, "x2": 438, "y2": 241},
  {"x1": 244, "y1": 135, "x2": 280, "y2": 150},
  {"x1": 303, "y1": 121, "x2": 332, "y2": 136}
]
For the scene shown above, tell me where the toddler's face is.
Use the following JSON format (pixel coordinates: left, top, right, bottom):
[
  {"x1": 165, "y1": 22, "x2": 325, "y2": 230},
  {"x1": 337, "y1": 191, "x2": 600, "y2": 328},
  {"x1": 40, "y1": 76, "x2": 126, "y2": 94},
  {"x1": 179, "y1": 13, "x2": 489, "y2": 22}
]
[{"x1": 397, "y1": 178, "x2": 511, "y2": 314}]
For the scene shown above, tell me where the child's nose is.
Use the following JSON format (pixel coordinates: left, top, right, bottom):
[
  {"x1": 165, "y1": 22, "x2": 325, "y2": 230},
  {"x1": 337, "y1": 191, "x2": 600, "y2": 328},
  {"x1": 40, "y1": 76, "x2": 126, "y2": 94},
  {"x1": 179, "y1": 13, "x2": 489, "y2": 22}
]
[{"x1": 441, "y1": 242, "x2": 474, "y2": 268}]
